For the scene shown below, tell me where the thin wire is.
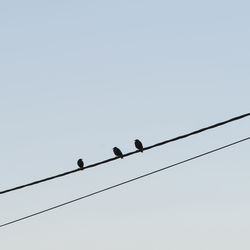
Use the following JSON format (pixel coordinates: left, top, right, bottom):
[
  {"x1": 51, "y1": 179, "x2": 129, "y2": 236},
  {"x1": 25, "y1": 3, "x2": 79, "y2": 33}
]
[
  {"x1": 1, "y1": 136, "x2": 249, "y2": 228},
  {"x1": 1, "y1": 112, "x2": 249, "y2": 195}
]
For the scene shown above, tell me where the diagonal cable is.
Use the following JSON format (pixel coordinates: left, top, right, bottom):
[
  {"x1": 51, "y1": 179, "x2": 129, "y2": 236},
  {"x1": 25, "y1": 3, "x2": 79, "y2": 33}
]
[
  {"x1": 1, "y1": 112, "x2": 249, "y2": 195},
  {"x1": 1, "y1": 136, "x2": 249, "y2": 228}
]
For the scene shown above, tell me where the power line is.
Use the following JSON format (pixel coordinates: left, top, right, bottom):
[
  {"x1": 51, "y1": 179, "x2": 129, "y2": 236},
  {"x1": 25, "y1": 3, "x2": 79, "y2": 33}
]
[
  {"x1": 1, "y1": 136, "x2": 249, "y2": 228},
  {"x1": 1, "y1": 112, "x2": 249, "y2": 195}
]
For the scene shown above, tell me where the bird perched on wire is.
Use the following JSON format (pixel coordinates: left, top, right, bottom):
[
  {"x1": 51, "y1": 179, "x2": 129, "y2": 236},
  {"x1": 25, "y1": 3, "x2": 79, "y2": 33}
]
[
  {"x1": 77, "y1": 158, "x2": 84, "y2": 170},
  {"x1": 113, "y1": 147, "x2": 123, "y2": 159},
  {"x1": 134, "y1": 139, "x2": 143, "y2": 152}
]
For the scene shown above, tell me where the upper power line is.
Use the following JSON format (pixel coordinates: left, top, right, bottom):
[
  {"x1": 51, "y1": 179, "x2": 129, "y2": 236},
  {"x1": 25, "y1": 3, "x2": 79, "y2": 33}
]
[
  {"x1": 1, "y1": 136, "x2": 249, "y2": 228},
  {"x1": 1, "y1": 112, "x2": 249, "y2": 195}
]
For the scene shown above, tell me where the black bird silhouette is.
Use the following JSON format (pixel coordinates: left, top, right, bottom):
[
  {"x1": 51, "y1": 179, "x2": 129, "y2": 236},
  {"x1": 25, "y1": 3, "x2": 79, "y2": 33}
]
[
  {"x1": 113, "y1": 147, "x2": 123, "y2": 158},
  {"x1": 77, "y1": 158, "x2": 84, "y2": 169},
  {"x1": 134, "y1": 139, "x2": 143, "y2": 152}
]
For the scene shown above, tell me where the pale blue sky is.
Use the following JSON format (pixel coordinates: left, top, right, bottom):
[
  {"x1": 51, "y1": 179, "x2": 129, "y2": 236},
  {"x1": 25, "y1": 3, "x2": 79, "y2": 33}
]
[{"x1": 0, "y1": 1, "x2": 250, "y2": 249}]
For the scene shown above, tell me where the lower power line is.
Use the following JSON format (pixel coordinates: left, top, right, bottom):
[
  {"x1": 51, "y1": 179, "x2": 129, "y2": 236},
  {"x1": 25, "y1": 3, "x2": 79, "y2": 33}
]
[{"x1": 1, "y1": 136, "x2": 249, "y2": 228}]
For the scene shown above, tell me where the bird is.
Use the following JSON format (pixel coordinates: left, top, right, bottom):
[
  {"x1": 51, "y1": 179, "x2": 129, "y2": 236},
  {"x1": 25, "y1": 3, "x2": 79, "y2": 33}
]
[
  {"x1": 77, "y1": 158, "x2": 84, "y2": 169},
  {"x1": 134, "y1": 139, "x2": 143, "y2": 152},
  {"x1": 113, "y1": 147, "x2": 123, "y2": 158}
]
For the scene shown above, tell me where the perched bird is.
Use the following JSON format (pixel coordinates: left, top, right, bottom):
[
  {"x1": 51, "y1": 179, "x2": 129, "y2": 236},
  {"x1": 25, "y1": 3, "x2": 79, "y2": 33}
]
[
  {"x1": 113, "y1": 147, "x2": 123, "y2": 159},
  {"x1": 77, "y1": 158, "x2": 84, "y2": 169},
  {"x1": 134, "y1": 139, "x2": 143, "y2": 152}
]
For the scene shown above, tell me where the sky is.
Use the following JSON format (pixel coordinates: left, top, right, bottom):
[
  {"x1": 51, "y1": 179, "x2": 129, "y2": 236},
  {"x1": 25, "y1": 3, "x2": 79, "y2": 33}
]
[{"x1": 0, "y1": 0, "x2": 250, "y2": 249}]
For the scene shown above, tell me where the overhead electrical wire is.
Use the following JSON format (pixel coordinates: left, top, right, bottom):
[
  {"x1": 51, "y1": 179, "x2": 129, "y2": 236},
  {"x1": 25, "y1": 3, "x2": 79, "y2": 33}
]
[
  {"x1": 0, "y1": 112, "x2": 249, "y2": 195},
  {"x1": 1, "y1": 136, "x2": 249, "y2": 228}
]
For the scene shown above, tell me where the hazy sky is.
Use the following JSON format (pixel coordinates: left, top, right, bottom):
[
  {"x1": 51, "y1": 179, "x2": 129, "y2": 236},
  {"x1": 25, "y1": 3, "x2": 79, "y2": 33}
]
[{"x1": 0, "y1": 1, "x2": 250, "y2": 249}]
